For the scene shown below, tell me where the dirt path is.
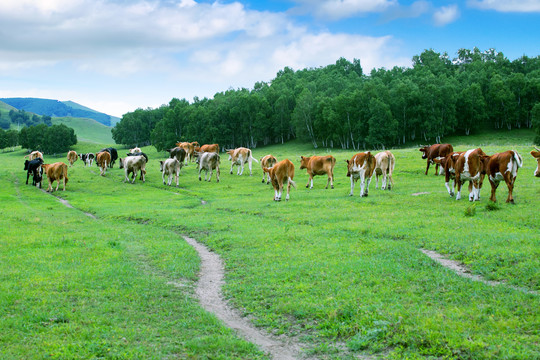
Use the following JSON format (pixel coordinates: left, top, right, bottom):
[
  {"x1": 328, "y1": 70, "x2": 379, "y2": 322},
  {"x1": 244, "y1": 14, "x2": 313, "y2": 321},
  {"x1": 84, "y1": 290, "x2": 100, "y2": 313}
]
[{"x1": 420, "y1": 249, "x2": 538, "y2": 295}]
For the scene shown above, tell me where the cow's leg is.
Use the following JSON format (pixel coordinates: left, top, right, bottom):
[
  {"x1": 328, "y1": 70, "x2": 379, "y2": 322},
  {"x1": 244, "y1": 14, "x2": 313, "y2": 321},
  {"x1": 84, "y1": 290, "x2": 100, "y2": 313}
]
[
  {"x1": 445, "y1": 181, "x2": 453, "y2": 197},
  {"x1": 175, "y1": 169, "x2": 179, "y2": 187},
  {"x1": 274, "y1": 188, "x2": 279, "y2": 201},
  {"x1": 330, "y1": 171, "x2": 334, "y2": 189},
  {"x1": 455, "y1": 176, "x2": 462, "y2": 200},
  {"x1": 489, "y1": 179, "x2": 498, "y2": 202},
  {"x1": 248, "y1": 160, "x2": 252, "y2": 176},
  {"x1": 364, "y1": 176, "x2": 372, "y2": 197},
  {"x1": 198, "y1": 168, "x2": 202, "y2": 181},
  {"x1": 286, "y1": 180, "x2": 291, "y2": 201},
  {"x1": 62, "y1": 178, "x2": 66, "y2": 191},
  {"x1": 238, "y1": 162, "x2": 243, "y2": 176},
  {"x1": 425, "y1": 160, "x2": 430, "y2": 175},
  {"x1": 434, "y1": 163, "x2": 439, "y2": 176},
  {"x1": 382, "y1": 171, "x2": 387, "y2": 190},
  {"x1": 349, "y1": 176, "x2": 355, "y2": 196},
  {"x1": 230, "y1": 163, "x2": 234, "y2": 175},
  {"x1": 162, "y1": 171, "x2": 166, "y2": 185},
  {"x1": 26, "y1": 171, "x2": 30, "y2": 185},
  {"x1": 504, "y1": 173, "x2": 514, "y2": 203},
  {"x1": 277, "y1": 182, "x2": 283, "y2": 201},
  {"x1": 325, "y1": 174, "x2": 330, "y2": 189}
]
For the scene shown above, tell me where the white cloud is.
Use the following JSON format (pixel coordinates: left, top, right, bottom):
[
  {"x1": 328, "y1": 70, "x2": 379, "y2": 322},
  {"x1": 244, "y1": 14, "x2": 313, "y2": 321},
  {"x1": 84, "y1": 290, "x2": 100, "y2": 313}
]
[
  {"x1": 290, "y1": 0, "x2": 397, "y2": 20},
  {"x1": 433, "y1": 4, "x2": 460, "y2": 26},
  {"x1": 467, "y1": 0, "x2": 540, "y2": 12}
]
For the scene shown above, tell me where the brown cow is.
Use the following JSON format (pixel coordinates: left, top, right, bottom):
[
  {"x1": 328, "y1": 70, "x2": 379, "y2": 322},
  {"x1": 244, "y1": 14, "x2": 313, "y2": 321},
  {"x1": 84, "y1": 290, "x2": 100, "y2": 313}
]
[
  {"x1": 299, "y1": 155, "x2": 336, "y2": 189},
  {"x1": 419, "y1": 144, "x2": 454, "y2": 175},
  {"x1": 175, "y1": 142, "x2": 194, "y2": 165},
  {"x1": 433, "y1": 151, "x2": 463, "y2": 196},
  {"x1": 263, "y1": 159, "x2": 296, "y2": 201},
  {"x1": 96, "y1": 151, "x2": 111, "y2": 176},
  {"x1": 454, "y1": 148, "x2": 488, "y2": 201},
  {"x1": 226, "y1": 147, "x2": 258, "y2": 176},
  {"x1": 346, "y1": 152, "x2": 376, "y2": 197},
  {"x1": 24, "y1": 150, "x2": 43, "y2": 161},
  {"x1": 199, "y1": 144, "x2": 220, "y2": 154},
  {"x1": 260, "y1": 154, "x2": 277, "y2": 184},
  {"x1": 486, "y1": 150, "x2": 523, "y2": 203},
  {"x1": 531, "y1": 147, "x2": 540, "y2": 177},
  {"x1": 67, "y1": 150, "x2": 78, "y2": 167},
  {"x1": 373, "y1": 151, "x2": 395, "y2": 190},
  {"x1": 41, "y1": 162, "x2": 68, "y2": 192}
]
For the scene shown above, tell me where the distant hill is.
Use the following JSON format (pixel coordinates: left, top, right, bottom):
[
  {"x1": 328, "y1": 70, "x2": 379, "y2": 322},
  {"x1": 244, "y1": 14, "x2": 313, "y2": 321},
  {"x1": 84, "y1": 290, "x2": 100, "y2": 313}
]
[
  {"x1": 0, "y1": 97, "x2": 120, "y2": 126},
  {"x1": 52, "y1": 117, "x2": 114, "y2": 144}
]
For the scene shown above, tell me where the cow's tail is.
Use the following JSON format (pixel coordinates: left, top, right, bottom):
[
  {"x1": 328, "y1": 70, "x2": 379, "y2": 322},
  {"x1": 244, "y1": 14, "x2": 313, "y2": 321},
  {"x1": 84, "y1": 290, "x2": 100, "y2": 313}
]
[
  {"x1": 512, "y1": 150, "x2": 523, "y2": 168},
  {"x1": 249, "y1": 150, "x2": 259, "y2": 163},
  {"x1": 63, "y1": 165, "x2": 69, "y2": 184},
  {"x1": 288, "y1": 177, "x2": 297, "y2": 189},
  {"x1": 388, "y1": 153, "x2": 395, "y2": 175}
]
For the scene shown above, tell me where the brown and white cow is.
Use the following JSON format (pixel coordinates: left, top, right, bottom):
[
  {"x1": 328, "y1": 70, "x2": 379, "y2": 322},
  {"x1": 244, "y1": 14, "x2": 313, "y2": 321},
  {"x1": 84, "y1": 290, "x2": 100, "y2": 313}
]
[
  {"x1": 121, "y1": 155, "x2": 147, "y2": 183},
  {"x1": 96, "y1": 151, "x2": 111, "y2": 176},
  {"x1": 196, "y1": 152, "x2": 220, "y2": 182},
  {"x1": 373, "y1": 151, "x2": 395, "y2": 190},
  {"x1": 486, "y1": 150, "x2": 523, "y2": 203},
  {"x1": 175, "y1": 142, "x2": 193, "y2": 165},
  {"x1": 199, "y1": 144, "x2": 220, "y2": 154},
  {"x1": 159, "y1": 158, "x2": 181, "y2": 187},
  {"x1": 454, "y1": 148, "x2": 488, "y2": 201},
  {"x1": 419, "y1": 144, "x2": 454, "y2": 175},
  {"x1": 433, "y1": 151, "x2": 463, "y2": 196},
  {"x1": 260, "y1": 154, "x2": 277, "y2": 184},
  {"x1": 263, "y1": 159, "x2": 297, "y2": 201},
  {"x1": 346, "y1": 152, "x2": 376, "y2": 197},
  {"x1": 299, "y1": 155, "x2": 336, "y2": 189},
  {"x1": 531, "y1": 147, "x2": 540, "y2": 177},
  {"x1": 226, "y1": 147, "x2": 259, "y2": 176},
  {"x1": 24, "y1": 150, "x2": 43, "y2": 161},
  {"x1": 41, "y1": 162, "x2": 68, "y2": 192},
  {"x1": 67, "y1": 150, "x2": 78, "y2": 167}
]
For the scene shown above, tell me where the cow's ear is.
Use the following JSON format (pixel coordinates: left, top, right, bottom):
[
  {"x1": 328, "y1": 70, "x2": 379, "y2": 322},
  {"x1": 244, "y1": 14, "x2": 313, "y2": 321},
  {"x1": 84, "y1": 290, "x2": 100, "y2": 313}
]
[{"x1": 345, "y1": 160, "x2": 349, "y2": 164}]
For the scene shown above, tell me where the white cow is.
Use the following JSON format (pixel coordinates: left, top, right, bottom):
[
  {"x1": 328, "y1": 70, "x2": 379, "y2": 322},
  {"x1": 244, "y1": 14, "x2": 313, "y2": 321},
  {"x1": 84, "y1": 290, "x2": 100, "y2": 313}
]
[
  {"x1": 159, "y1": 158, "x2": 181, "y2": 187},
  {"x1": 373, "y1": 151, "x2": 395, "y2": 190},
  {"x1": 196, "y1": 152, "x2": 220, "y2": 182}
]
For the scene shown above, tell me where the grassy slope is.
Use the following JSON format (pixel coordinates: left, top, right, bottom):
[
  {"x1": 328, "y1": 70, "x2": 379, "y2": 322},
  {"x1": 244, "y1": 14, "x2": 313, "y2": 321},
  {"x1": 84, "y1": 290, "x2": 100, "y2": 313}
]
[
  {"x1": 62, "y1": 101, "x2": 121, "y2": 126},
  {"x1": 52, "y1": 117, "x2": 114, "y2": 144},
  {"x1": 1, "y1": 129, "x2": 538, "y2": 359}
]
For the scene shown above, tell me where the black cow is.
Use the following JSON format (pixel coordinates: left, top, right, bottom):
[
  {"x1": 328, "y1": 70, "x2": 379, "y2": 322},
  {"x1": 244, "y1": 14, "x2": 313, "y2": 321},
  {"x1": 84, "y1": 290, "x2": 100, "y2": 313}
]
[
  {"x1": 79, "y1": 153, "x2": 95, "y2": 166},
  {"x1": 24, "y1": 158, "x2": 44, "y2": 188},
  {"x1": 168, "y1": 147, "x2": 186, "y2": 163},
  {"x1": 98, "y1": 148, "x2": 118, "y2": 168}
]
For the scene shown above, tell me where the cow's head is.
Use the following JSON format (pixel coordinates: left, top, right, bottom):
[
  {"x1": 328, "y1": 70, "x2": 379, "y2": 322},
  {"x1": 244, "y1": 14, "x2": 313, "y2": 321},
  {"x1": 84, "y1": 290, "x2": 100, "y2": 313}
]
[
  {"x1": 119, "y1": 158, "x2": 124, "y2": 169},
  {"x1": 159, "y1": 160, "x2": 164, "y2": 172},
  {"x1": 226, "y1": 149, "x2": 234, "y2": 161},
  {"x1": 193, "y1": 151, "x2": 201, "y2": 164},
  {"x1": 345, "y1": 159, "x2": 351, "y2": 177},
  {"x1": 433, "y1": 156, "x2": 446, "y2": 168},
  {"x1": 299, "y1": 156, "x2": 310, "y2": 170},
  {"x1": 531, "y1": 150, "x2": 540, "y2": 177},
  {"x1": 24, "y1": 160, "x2": 30, "y2": 171},
  {"x1": 419, "y1": 146, "x2": 429, "y2": 159}
]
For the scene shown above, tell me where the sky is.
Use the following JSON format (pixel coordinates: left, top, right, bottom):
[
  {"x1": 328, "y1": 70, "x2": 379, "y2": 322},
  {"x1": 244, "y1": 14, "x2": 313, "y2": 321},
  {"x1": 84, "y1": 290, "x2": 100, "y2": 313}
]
[{"x1": 1, "y1": 0, "x2": 539, "y2": 118}]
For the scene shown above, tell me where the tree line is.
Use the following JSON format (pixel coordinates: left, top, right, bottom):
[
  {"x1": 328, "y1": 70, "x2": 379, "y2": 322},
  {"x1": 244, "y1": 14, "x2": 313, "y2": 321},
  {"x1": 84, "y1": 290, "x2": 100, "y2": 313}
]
[
  {"x1": 0, "y1": 124, "x2": 77, "y2": 154},
  {"x1": 111, "y1": 48, "x2": 540, "y2": 150},
  {"x1": 0, "y1": 109, "x2": 52, "y2": 130}
]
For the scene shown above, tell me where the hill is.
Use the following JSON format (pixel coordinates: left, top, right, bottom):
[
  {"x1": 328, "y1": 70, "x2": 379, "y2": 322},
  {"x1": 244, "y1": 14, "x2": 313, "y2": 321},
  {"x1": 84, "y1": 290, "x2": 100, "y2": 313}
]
[
  {"x1": 52, "y1": 116, "x2": 114, "y2": 144},
  {"x1": 0, "y1": 97, "x2": 117, "y2": 126}
]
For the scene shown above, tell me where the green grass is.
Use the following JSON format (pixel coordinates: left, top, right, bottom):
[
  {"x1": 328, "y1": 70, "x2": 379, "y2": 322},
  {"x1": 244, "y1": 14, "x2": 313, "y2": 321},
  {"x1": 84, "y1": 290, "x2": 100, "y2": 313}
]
[
  {"x1": 1, "y1": 129, "x2": 539, "y2": 359},
  {"x1": 52, "y1": 117, "x2": 114, "y2": 144}
]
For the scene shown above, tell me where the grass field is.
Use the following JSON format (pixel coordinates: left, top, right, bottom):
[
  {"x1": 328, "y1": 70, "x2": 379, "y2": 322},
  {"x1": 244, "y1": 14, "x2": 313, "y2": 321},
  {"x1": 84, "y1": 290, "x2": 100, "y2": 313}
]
[
  {"x1": 52, "y1": 117, "x2": 114, "y2": 144},
  {"x1": 1, "y1": 129, "x2": 539, "y2": 359}
]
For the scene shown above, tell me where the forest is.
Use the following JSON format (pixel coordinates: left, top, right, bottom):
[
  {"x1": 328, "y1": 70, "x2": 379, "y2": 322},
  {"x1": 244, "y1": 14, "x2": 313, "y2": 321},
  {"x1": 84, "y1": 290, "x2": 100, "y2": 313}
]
[{"x1": 111, "y1": 48, "x2": 539, "y2": 149}]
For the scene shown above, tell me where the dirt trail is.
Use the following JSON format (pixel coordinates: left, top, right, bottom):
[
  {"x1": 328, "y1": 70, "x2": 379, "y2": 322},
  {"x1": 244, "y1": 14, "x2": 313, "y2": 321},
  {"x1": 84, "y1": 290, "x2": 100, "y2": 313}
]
[{"x1": 420, "y1": 249, "x2": 538, "y2": 295}]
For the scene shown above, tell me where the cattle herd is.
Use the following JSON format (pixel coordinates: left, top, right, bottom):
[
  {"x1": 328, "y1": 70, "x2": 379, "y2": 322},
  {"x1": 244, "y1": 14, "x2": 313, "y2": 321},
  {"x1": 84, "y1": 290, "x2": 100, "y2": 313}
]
[{"x1": 22, "y1": 142, "x2": 540, "y2": 203}]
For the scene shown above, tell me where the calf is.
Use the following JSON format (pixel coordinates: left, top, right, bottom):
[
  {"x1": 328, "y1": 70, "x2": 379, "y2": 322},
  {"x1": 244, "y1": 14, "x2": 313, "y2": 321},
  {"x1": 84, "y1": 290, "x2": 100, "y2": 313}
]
[
  {"x1": 196, "y1": 152, "x2": 220, "y2": 182},
  {"x1": 263, "y1": 159, "x2": 297, "y2": 201},
  {"x1": 227, "y1": 147, "x2": 258, "y2": 176},
  {"x1": 346, "y1": 152, "x2": 376, "y2": 197},
  {"x1": 160, "y1": 158, "x2": 181, "y2": 187},
  {"x1": 486, "y1": 150, "x2": 523, "y2": 203},
  {"x1": 299, "y1": 155, "x2": 335, "y2": 189},
  {"x1": 98, "y1": 147, "x2": 118, "y2": 168},
  {"x1": 41, "y1": 162, "x2": 68, "y2": 192},
  {"x1": 433, "y1": 152, "x2": 463, "y2": 196},
  {"x1": 419, "y1": 144, "x2": 454, "y2": 175},
  {"x1": 79, "y1": 153, "x2": 95, "y2": 166},
  {"x1": 531, "y1": 147, "x2": 540, "y2": 177},
  {"x1": 67, "y1": 150, "x2": 78, "y2": 167},
  {"x1": 260, "y1": 154, "x2": 277, "y2": 184},
  {"x1": 96, "y1": 151, "x2": 111, "y2": 176},
  {"x1": 24, "y1": 150, "x2": 43, "y2": 161},
  {"x1": 24, "y1": 158, "x2": 44, "y2": 187},
  {"x1": 454, "y1": 148, "x2": 488, "y2": 201},
  {"x1": 121, "y1": 155, "x2": 147, "y2": 184},
  {"x1": 373, "y1": 151, "x2": 395, "y2": 190}
]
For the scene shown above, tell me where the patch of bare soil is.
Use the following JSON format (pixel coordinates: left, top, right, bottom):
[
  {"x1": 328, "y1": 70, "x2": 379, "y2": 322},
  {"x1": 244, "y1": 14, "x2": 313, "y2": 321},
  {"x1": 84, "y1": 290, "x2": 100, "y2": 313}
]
[
  {"x1": 40, "y1": 189, "x2": 97, "y2": 219},
  {"x1": 420, "y1": 249, "x2": 537, "y2": 295},
  {"x1": 411, "y1": 192, "x2": 430, "y2": 196}
]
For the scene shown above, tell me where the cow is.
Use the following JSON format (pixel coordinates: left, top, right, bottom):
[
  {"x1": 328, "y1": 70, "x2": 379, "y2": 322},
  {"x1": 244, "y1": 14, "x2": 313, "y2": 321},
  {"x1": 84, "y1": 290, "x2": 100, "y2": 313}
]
[
  {"x1": 130, "y1": 147, "x2": 141, "y2": 153},
  {"x1": 121, "y1": 155, "x2": 147, "y2": 184},
  {"x1": 98, "y1": 147, "x2": 118, "y2": 168},
  {"x1": 24, "y1": 157, "x2": 44, "y2": 187},
  {"x1": 41, "y1": 162, "x2": 68, "y2": 192},
  {"x1": 195, "y1": 152, "x2": 220, "y2": 182},
  {"x1": 531, "y1": 147, "x2": 540, "y2": 177},
  {"x1": 433, "y1": 152, "x2": 463, "y2": 196},
  {"x1": 346, "y1": 152, "x2": 376, "y2": 197},
  {"x1": 226, "y1": 147, "x2": 259, "y2": 176},
  {"x1": 199, "y1": 144, "x2": 220, "y2": 154},
  {"x1": 24, "y1": 150, "x2": 43, "y2": 161},
  {"x1": 373, "y1": 151, "x2": 395, "y2": 190},
  {"x1": 96, "y1": 151, "x2": 111, "y2": 176},
  {"x1": 299, "y1": 155, "x2": 336, "y2": 189},
  {"x1": 168, "y1": 147, "x2": 187, "y2": 170},
  {"x1": 79, "y1": 153, "x2": 95, "y2": 166},
  {"x1": 260, "y1": 154, "x2": 277, "y2": 184},
  {"x1": 175, "y1": 142, "x2": 198, "y2": 164},
  {"x1": 454, "y1": 148, "x2": 489, "y2": 201},
  {"x1": 485, "y1": 150, "x2": 523, "y2": 203},
  {"x1": 419, "y1": 144, "x2": 454, "y2": 175},
  {"x1": 159, "y1": 158, "x2": 181, "y2": 187},
  {"x1": 262, "y1": 159, "x2": 297, "y2": 201},
  {"x1": 67, "y1": 150, "x2": 78, "y2": 167}
]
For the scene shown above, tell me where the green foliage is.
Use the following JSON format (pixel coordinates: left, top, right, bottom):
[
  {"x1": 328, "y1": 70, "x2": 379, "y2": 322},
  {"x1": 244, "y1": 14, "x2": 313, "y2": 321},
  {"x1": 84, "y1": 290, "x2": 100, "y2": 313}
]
[
  {"x1": 19, "y1": 124, "x2": 77, "y2": 154},
  {"x1": 533, "y1": 103, "x2": 540, "y2": 144}
]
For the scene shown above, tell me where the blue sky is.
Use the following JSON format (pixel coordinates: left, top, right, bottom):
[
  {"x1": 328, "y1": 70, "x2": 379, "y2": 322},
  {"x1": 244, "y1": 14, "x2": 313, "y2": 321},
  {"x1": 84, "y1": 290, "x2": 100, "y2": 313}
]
[{"x1": 0, "y1": 0, "x2": 539, "y2": 117}]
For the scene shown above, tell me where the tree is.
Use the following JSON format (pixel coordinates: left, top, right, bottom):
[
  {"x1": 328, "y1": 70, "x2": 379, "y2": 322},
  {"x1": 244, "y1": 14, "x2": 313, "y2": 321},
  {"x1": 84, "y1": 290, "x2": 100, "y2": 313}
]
[
  {"x1": 532, "y1": 103, "x2": 540, "y2": 145},
  {"x1": 42, "y1": 124, "x2": 77, "y2": 154}
]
